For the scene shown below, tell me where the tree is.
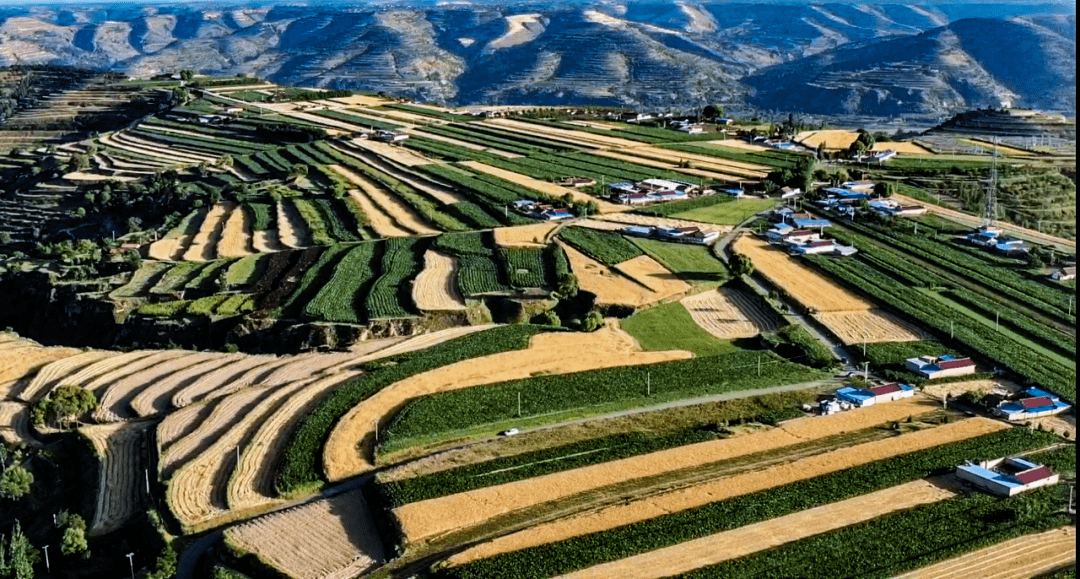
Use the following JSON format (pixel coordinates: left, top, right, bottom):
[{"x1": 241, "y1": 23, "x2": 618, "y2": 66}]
[
  {"x1": 44, "y1": 384, "x2": 98, "y2": 428},
  {"x1": 702, "y1": 104, "x2": 724, "y2": 120},
  {"x1": 0, "y1": 232, "x2": 10, "y2": 245},
  {"x1": 556, "y1": 273, "x2": 579, "y2": 297},
  {"x1": 582, "y1": 310, "x2": 603, "y2": 332},
  {"x1": 540, "y1": 310, "x2": 561, "y2": 327},
  {"x1": 60, "y1": 514, "x2": 89, "y2": 558},
  {"x1": 218, "y1": 154, "x2": 233, "y2": 168},
  {"x1": 5, "y1": 520, "x2": 39, "y2": 579},
  {"x1": 289, "y1": 164, "x2": 308, "y2": 179},
  {"x1": 0, "y1": 466, "x2": 32, "y2": 500},
  {"x1": 179, "y1": 69, "x2": 196, "y2": 82},
  {"x1": 874, "y1": 182, "x2": 895, "y2": 198},
  {"x1": 127, "y1": 216, "x2": 143, "y2": 234},
  {"x1": 731, "y1": 254, "x2": 754, "y2": 276}
]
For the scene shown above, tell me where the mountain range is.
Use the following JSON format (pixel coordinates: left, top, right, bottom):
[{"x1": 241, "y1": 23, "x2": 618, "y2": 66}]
[{"x1": 0, "y1": 2, "x2": 1073, "y2": 116}]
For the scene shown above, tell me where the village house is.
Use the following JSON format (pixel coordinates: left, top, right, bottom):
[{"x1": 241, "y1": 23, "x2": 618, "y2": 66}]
[
  {"x1": 1051, "y1": 265, "x2": 1076, "y2": 281},
  {"x1": 957, "y1": 457, "x2": 1059, "y2": 497},
  {"x1": 905, "y1": 355, "x2": 977, "y2": 379},
  {"x1": 993, "y1": 388, "x2": 1072, "y2": 421}
]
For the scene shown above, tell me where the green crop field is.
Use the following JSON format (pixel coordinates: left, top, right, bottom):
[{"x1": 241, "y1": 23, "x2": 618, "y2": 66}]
[
  {"x1": 629, "y1": 238, "x2": 728, "y2": 284},
  {"x1": 670, "y1": 198, "x2": 776, "y2": 225},
  {"x1": 620, "y1": 301, "x2": 739, "y2": 357}
]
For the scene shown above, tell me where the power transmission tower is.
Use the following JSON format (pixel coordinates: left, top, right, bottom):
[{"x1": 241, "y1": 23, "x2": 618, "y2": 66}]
[{"x1": 983, "y1": 136, "x2": 999, "y2": 230}]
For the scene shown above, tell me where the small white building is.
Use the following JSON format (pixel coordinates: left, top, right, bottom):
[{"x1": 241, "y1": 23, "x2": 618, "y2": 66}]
[
  {"x1": 790, "y1": 239, "x2": 837, "y2": 255},
  {"x1": 1051, "y1": 266, "x2": 1076, "y2": 281},
  {"x1": 905, "y1": 355, "x2": 977, "y2": 379},
  {"x1": 993, "y1": 388, "x2": 1072, "y2": 421},
  {"x1": 957, "y1": 457, "x2": 1059, "y2": 497},
  {"x1": 868, "y1": 383, "x2": 916, "y2": 403},
  {"x1": 841, "y1": 180, "x2": 876, "y2": 193}
]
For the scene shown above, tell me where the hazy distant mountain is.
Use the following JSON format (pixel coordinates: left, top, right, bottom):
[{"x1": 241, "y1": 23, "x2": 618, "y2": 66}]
[{"x1": 0, "y1": 2, "x2": 1073, "y2": 115}]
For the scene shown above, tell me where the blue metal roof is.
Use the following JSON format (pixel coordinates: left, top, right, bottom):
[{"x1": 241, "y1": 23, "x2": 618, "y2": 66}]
[
  {"x1": 1025, "y1": 388, "x2": 1057, "y2": 399},
  {"x1": 793, "y1": 218, "x2": 832, "y2": 228},
  {"x1": 1010, "y1": 457, "x2": 1040, "y2": 470},
  {"x1": 898, "y1": 384, "x2": 916, "y2": 391},
  {"x1": 836, "y1": 387, "x2": 874, "y2": 402},
  {"x1": 622, "y1": 226, "x2": 653, "y2": 236},
  {"x1": 957, "y1": 464, "x2": 1021, "y2": 488},
  {"x1": 940, "y1": 354, "x2": 955, "y2": 361}
]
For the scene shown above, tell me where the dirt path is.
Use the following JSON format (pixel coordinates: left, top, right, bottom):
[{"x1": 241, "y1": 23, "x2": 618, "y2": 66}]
[
  {"x1": 323, "y1": 321, "x2": 690, "y2": 482},
  {"x1": 443, "y1": 415, "x2": 1005, "y2": 564},
  {"x1": 894, "y1": 526, "x2": 1076, "y2": 579},
  {"x1": 891, "y1": 193, "x2": 1075, "y2": 250},
  {"x1": 561, "y1": 479, "x2": 956, "y2": 579}
]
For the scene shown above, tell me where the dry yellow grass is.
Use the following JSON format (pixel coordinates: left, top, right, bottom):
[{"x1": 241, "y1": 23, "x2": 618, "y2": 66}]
[
  {"x1": 614, "y1": 255, "x2": 692, "y2": 297},
  {"x1": 895, "y1": 526, "x2": 1076, "y2": 579},
  {"x1": 412, "y1": 250, "x2": 467, "y2": 311},
  {"x1": 795, "y1": 130, "x2": 860, "y2": 150},
  {"x1": 0, "y1": 402, "x2": 37, "y2": 447},
  {"x1": 324, "y1": 321, "x2": 689, "y2": 481},
  {"x1": 446, "y1": 417, "x2": 1007, "y2": 563},
  {"x1": 328, "y1": 163, "x2": 438, "y2": 236},
  {"x1": 733, "y1": 235, "x2": 870, "y2": 312},
  {"x1": 404, "y1": 396, "x2": 938, "y2": 546},
  {"x1": 460, "y1": 161, "x2": 629, "y2": 213},
  {"x1": 563, "y1": 479, "x2": 957, "y2": 579},
  {"x1": 615, "y1": 146, "x2": 769, "y2": 179},
  {"x1": 681, "y1": 287, "x2": 781, "y2": 339},
  {"x1": 561, "y1": 243, "x2": 668, "y2": 307},
  {"x1": 814, "y1": 310, "x2": 925, "y2": 344},
  {"x1": 0, "y1": 344, "x2": 81, "y2": 397},
  {"x1": 700, "y1": 139, "x2": 774, "y2": 152},
  {"x1": 329, "y1": 95, "x2": 390, "y2": 106},
  {"x1": 872, "y1": 141, "x2": 932, "y2": 155},
  {"x1": 216, "y1": 203, "x2": 255, "y2": 258},
  {"x1": 17, "y1": 350, "x2": 117, "y2": 402},
  {"x1": 493, "y1": 222, "x2": 561, "y2": 247},
  {"x1": 588, "y1": 150, "x2": 748, "y2": 183},
  {"x1": 251, "y1": 229, "x2": 282, "y2": 253},
  {"x1": 276, "y1": 202, "x2": 307, "y2": 248},
  {"x1": 223, "y1": 488, "x2": 385, "y2": 579},
  {"x1": 147, "y1": 237, "x2": 186, "y2": 260}
]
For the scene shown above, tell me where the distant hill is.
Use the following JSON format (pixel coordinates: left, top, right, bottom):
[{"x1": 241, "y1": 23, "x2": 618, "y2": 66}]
[{"x1": 0, "y1": 2, "x2": 1072, "y2": 116}]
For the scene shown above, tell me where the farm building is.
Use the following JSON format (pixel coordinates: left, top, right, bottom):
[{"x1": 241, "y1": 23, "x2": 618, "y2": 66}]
[
  {"x1": 621, "y1": 226, "x2": 654, "y2": 238},
  {"x1": 790, "y1": 239, "x2": 837, "y2": 255},
  {"x1": 855, "y1": 150, "x2": 897, "y2": 164},
  {"x1": 657, "y1": 227, "x2": 719, "y2": 245},
  {"x1": 841, "y1": 180, "x2": 876, "y2": 192},
  {"x1": 994, "y1": 238, "x2": 1028, "y2": 254},
  {"x1": 776, "y1": 229, "x2": 819, "y2": 245},
  {"x1": 868, "y1": 383, "x2": 916, "y2": 402},
  {"x1": 836, "y1": 387, "x2": 875, "y2": 407},
  {"x1": 725, "y1": 189, "x2": 745, "y2": 197},
  {"x1": 869, "y1": 200, "x2": 927, "y2": 217},
  {"x1": 772, "y1": 208, "x2": 795, "y2": 222},
  {"x1": 823, "y1": 188, "x2": 871, "y2": 203},
  {"x1": 905, "y1": 355, "x2": 976, "y2": 379},
  {"x1": 792, "y1": 217, "x2": 832, "y2": 230},
  {"x1": 967, "y1": 225, "x2": 1002, "y2": 247},
  {"x1": 993, "y1": 388, "x2": 1072, "y2": 421},
  {"x1": 676, "y1": 124, "x2": 705, "y2": 134},
  {"x1": 956, "y1": 457, "x2": 1060, "y2": 497},
  {"x1": 1051, "y1": 266, "x2": 1076, "y2": 281},
  {"x1": 780, "y1": 187, "x2": 802, "y2": 198},
  {"x1": 765, "y1": 223, "x2": 794, "y2": 241}
]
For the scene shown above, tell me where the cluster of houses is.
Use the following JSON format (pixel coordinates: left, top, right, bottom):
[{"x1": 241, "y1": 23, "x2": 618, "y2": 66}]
[
  {"x1": 621, "y1": 225, "x2": 720, "y2": 245},
  {"x1": 608, "y1": 178, "x2": 704, "y2": 205},
  {"x1": 510, "y1": 199, "x2": 574, "y2": 221},
  {"x1": 823, "y1": 382, "x2": 918, "y2": 413},
  {"x1": 904, "y1": 355, "x2": 977, "y2": 380},
  {"x1": 764, "y1": 211, "x2": 857, "y2": 256},
  {"x1": 966, "y1": 225, "x2": 1029, "y2": 255}
]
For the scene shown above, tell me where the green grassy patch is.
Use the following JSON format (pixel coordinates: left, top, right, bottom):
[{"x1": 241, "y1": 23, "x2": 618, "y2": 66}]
[
  {"x1": 621, "y1": 301, "x2": 738, "y2": 357},
  {"x1": 629, "y1": 238, "x2": 729, "y2": 285},
  {"x1": 670, "y1": 198, "x2": 776, "y2": 225}
]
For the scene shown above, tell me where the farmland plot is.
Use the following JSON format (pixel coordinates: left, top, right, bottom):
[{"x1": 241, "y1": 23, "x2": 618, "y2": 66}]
[
  {"x1": 26, "y1": 351, "x2": 160, "y2": 401},
  {"x1": 412, "y1": 250, "x2": 467, "y2": 311},
  {"x1": 0, "y1": 402, "x2": 37, "y2": 447},
  {"x1": 223, "y1": 488, "x2": 384, "y2": 579},
  {"x1": 562, "y1": 479, "x2": 957, "y2": 579},
  {"x1": 276, "y1": 202, "x2": 309, "y2": 248},
  {"x1": 129, "y1": 353, "x2": 245, "y2": 416},
  {"x1": 894, "y1": 526, "x2": 1076, "y2": 579},
  {"x1": 94, "y1": 352, "x2": 227, "y2": 422},
  {"x1": 444, "y1": 417, "x2": 1007, "y2": 563},
  {"x1": 493, "y1": 222, "x2": 560, "y2": 248},
  {"x1": 484, "y1": 118, "x2": 646, "y2": 149},
  {"x1": 182, "y1": 202, "x2": 234, "y2": 262},
  {"x1": 159, "y1": 386, "x2": 272, "y2": 477},
  {"x1": 0, "y1": 344, "x2": 81, "y2": 397},
  {"x1": 16, "y1": 350, "x2": 118, "y2": 401},
  {"x1": 81, "y1": 421, "x2": 151, "y2": 535},
  {"x1": 794, "y1": 130, "x2": 860, "y2": 150},
  {"x1": 681, "y1": 288, "x2": 781, "y2": 339},
  {"x1": 226, "y1": 371, "x2": 363, "y2": 511},
  {"x1": 328, "y1": 164, "x2": 437, "y2": 237},
  {"x1": 614, "y1": 255, "x2": 692, "y2": 297},
  {"x1": 732, "y1": 235, "x2": 870, "y2": 312},
  {"x1": 588, "y1": 213, "x2": 727, "y2": 233},
  {"x1": 562, "y1": 243, "x2": 671, "y2": 307},
  {"x1": 216, "y1": 204, "x2": 255, "y2": 258},
  {"x1": 459, "y1": 161, "x2": 628, "y2": 213},
  {"x1": 813, "y1": 310, "x2": 925, "y2": 345},
  {"x1": 403, "y1": 395, "x2": 939, "y2": 546},
  {"x1": 323, "y1": 321, "x2": 689, "y2": 481},
  {"x1": 167, "y1": 382, "x2": 313, "y2": 531},
  {"x1": 169, "y1": 354, "x2": 282, "y2": 409}
]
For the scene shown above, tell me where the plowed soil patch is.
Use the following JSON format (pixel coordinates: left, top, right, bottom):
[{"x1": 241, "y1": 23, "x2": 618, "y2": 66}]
[
  {"x1": 324, "y1": 321, "x2": 689, "y2": 481},
  {"x1": 733, "y1": 235, "x2": 870, "y2": 312},
  {"x1": 412, "y1": 250, "x2": 467, "y2": 311},
  {"x1": 681, "y1": 288, "x2": 781, "y2": 339},
  {"x1": 404, "y1": 396, "x2": 938, "y2": 546},
  {"x1": 563, "y1": 479, "x2": 957, "y2": 579},
  {"x1": 460, "y1": 161, "x2": 628, "y2": 213},
  {"x1": 224, "y1": 488, "x2": 385, "y2": 579},
  {"x1": 895, "y1": 526, "x2": 1076, "y2": 579},
  {"x1": 446, "y1": 417, "x2": 1007, "y2": 564},
  {"x1": 814, "y1": 310, "x2": 925, "y2": 344},
  {"x1": 493, "y1": 222, "x2": 561, "y2": 247}
]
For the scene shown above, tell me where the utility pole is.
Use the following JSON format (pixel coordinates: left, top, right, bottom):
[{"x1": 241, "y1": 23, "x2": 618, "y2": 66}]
[
  {"x1": 43, "y1": 545, "x2": 49, "y2": 573},
  {"x1": 145, "y1": 469, "x2": 150, "y2": 495},
  {"x1": 236, "y1": 445, "x2": 240, "y2": 466},
  {"x1": 995, "y1": 311, "x2": 1000, "y2": 331},
  {"x1": 863, "y1": 362, "x2": 869, "y2": 382},
  {"x1": 517, "y1": 392, "x2": 521, "y2": 417},
  {"x1": 950, "y1": 320, "x2": 954, "y2": 339},
  {"x1": 373, "y1": 421, "x2": 378, "y2": 442},
  {"x1": 647, "y1": 371, "x2": 651, "y2": 396},
  {"x1": 126, "y1": 552, "x2": 136, "y2": 579},
  {"x1": 757, "y1": 356, "x2": 761, "y2": 376}
]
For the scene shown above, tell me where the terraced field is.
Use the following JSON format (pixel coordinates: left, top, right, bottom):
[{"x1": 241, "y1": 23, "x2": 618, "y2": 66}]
[
  {"x1": 681, "y1": 288, "x2": 782, "y2": 339},
  {"x1": 81, "y1": 421, "x2": 151, "y2": 535}
]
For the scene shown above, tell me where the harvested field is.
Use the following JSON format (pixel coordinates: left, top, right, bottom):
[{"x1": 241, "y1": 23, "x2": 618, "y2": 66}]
[
  {"x1": 159, "y1": 386, "x2": 272, "y2": 478},
  {"x1": 182, "y1": 202, "x2": 232, "y2": 262},
  {"x1": 795, "y1": 130, "x2": 860, "y2": 150},
  {"x1": 700, "y1": 139, "x2": 774, "y2": 152},
  {"x1": 129, "y1": 354, "x2": 245, "y2": 416},
  {"x1": 81, "y1": 351, "x2": 191, "y2": 400},
  {"x1": 401, "y1": 395, "x2": 940, "y2": 546},
  {"x1": 459, "y1": 161, "x2": 629, "y2": 213},
  {"x1": 0, "y1": 402, "x2": 37, "y2": 447},
  {"x1": 445, "y1": 417, "x2": 1008, "y2": 563},
  {"x1": 873, "y1": 141, "x2": 932, "y2": 155},
  {"x1": 17, "y1": 350, "x2": 117, "y2": 401},
  {"x1": 324, "y1": 321, "x2": 688, "y2": 481},
  {"x1": 216, "y1": 204, "x2": 255, "y2": 258},
  {"x1": 94, "y1": 352, "x2": 225, "y2": 422},
  {"x1": 0, "y1": 344, "x2": 81, "y2": 397},
  {"x1": 485, "y1": 118, "x2": 646, "y2": 149},
  {"x1": 589, "y1": 150, "x2": 748, "y2": 182},
  {"x1": 589, "y1": 212, "x2": 727, "y2": 234},
  {"x1": 81, "y1": 421, "x2": 150, "y2": 535},
  {"x1": 167, "y1": 382, "x2": 310, "y2": 531},
  {"x1": 613, "y1": 255, "x2": 692, "y2": 297},
  {"x1": 223, "y1": 488, "x2": 384, "y2": 579},
  {"x1": 228, "y1": 372, "x2": 362, "y2": 511},
  {"x1": 330, "y1": 95, "x2": 390, "y2": 106},
  {"x1": 733, "y1": 235, "x2": 870, "y2": 312},
  {"x1": 493, "y1": 222, "x2": 561, "y2": 248},
  {"x1": 252, "y1": 229, "x2": 282, "y2": 253},
  {"x1": 412, "y1": 250, "x2": 467, "y2": 311},
  {"x1": 34, "y1": 351, "x2": 159, "y2": 400},
  {"x1": 681, "y1": 287, "x2": 782, "y2": 339},
  {"x1": 147, "y1": 237, "x2": 186, "y2": 261},
  {"x1": 350, "y1": 138, "x2": 437, "y2": 166},
  {"x1": 169, "y1": 354, "x2": 282, "y2": 409},
  {"x1": 351, "y1": 326, "x2": 498, "y2": 361},
  {"x1": 157, "y1": 399, "x2": 220, "y2": 455},
  {"x1": 328, "y1": 164, "x2": 438, "y2": 236},
  {"x1": 814, "y1": 310, "x2": 925, "y2": 345},
  {"x1": 894, "y1": 526, "x2": 1076, "y2": 579},
  {"x1": 618, "y1": 146, "x2": 769, "y2": 179},
  {"x1": 562, "y1": 479, "x2": 957, "y2": 579},
  {"x1": 276, "y1": 202, "x2": 308, "y2": 248},
  {"x1": 562, "y1": 243, "x2": 669, "y2": 307}
]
